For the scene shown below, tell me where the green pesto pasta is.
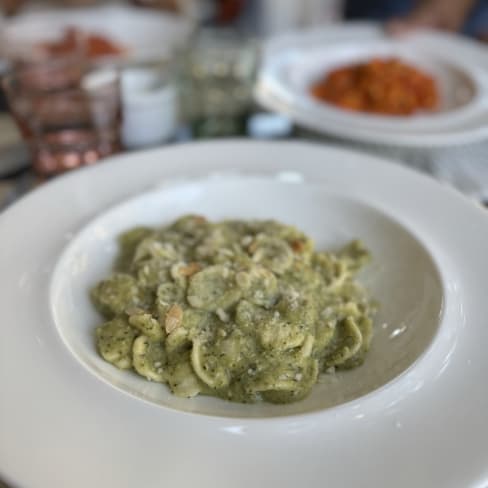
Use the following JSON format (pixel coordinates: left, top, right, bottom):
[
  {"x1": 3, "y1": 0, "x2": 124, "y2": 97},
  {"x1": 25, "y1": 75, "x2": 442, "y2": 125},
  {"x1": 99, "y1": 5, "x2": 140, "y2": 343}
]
[{"x1": 91, "y1": 215, "x2": 377, "y2": 404}]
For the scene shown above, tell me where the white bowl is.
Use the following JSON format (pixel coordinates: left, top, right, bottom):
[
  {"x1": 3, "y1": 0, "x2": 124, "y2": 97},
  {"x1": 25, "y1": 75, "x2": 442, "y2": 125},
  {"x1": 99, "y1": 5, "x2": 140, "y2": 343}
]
[
  {"x1": 256, "y1": 24, "x2": 488, "y2": 146},
  {"x1": 50, "y1": 176, "x2": 444, "y2": 418}
]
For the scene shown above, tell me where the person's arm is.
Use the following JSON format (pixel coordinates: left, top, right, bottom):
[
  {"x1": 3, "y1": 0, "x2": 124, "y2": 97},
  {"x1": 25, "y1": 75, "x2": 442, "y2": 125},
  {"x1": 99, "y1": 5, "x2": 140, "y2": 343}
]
[{"x1": 387, "y1": 0, "x2": 477, "y2": 33}]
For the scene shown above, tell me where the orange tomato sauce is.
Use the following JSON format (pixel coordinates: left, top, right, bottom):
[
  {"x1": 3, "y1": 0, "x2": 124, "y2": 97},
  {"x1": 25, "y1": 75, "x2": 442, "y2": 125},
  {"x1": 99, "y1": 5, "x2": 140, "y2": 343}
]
[{"x1": 310, "y1": 58, "x2": 439, "y2": 116}]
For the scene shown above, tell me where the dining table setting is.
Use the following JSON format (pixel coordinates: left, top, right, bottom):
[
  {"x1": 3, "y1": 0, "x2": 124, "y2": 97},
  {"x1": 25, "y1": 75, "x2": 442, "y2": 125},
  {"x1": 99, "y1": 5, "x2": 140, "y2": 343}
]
[{"x1": 1, "y1": 1, "x2": 488, "y2": 488}]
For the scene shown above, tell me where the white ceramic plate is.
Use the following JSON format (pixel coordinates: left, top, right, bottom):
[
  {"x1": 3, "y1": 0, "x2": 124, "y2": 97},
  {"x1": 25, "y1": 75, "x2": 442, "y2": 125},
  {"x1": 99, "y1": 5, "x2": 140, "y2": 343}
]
[
  {"x1": 0, "y1": 4, "x2": 192, "y2": 63},
  {"x1": 50, "y1": 177, "x2": 444, "y2": 417},
  {"x1": 1, "y1": 140, "x2": 488, "y2": 487},
  {"x1": 255, "y1": 23, "x2": 488, "y2": 147}
]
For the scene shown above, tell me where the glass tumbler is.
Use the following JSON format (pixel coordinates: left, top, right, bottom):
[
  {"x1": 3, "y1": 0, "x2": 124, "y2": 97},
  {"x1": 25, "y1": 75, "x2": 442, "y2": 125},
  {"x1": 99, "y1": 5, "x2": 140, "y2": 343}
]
[
  {"x1": 2, "y1": 56, "x2": 122, "y2": 176},
  {"x1": 181, "y1": 28, "x2": 258, "y2": 138}
]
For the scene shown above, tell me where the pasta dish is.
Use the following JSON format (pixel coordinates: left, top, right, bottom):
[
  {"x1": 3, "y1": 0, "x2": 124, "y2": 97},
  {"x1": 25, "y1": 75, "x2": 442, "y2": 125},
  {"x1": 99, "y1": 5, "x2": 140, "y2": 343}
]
[
  {"x1": 91, "y1": 216, "x2": 376, "y2": 404},
  {"x1": 311, "y1": 58, "x2": 439, "y2": 116}
]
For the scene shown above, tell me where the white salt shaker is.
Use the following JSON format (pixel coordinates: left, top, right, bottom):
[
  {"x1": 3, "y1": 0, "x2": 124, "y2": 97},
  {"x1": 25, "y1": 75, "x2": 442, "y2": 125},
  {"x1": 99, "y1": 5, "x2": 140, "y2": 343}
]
[{"x1": 121, "y1": 67, "x2": 178, "y2": 149}]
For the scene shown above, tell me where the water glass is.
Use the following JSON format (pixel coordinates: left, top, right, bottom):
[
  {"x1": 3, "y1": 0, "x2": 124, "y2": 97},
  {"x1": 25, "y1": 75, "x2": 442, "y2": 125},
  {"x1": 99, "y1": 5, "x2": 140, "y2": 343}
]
[
  {"x1": 182, "y1": 28, "x2": 258, "y2": 137},
  {"x1": 2, "y1": 57, "x2": 121, "y2": 176}
]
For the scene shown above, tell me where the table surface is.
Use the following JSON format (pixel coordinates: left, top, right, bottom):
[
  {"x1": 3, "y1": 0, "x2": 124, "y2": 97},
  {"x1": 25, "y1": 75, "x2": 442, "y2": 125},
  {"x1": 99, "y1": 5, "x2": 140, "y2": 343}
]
[{"x1": 2, "y1": 111, "x2": 488, "y2": 212}]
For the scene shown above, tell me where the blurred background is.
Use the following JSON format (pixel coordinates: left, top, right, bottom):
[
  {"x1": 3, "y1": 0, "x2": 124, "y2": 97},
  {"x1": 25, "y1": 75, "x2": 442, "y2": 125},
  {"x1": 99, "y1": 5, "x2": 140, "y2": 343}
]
[{"x1": 0, "y1": 0, "x2": 487, "y2": 208}]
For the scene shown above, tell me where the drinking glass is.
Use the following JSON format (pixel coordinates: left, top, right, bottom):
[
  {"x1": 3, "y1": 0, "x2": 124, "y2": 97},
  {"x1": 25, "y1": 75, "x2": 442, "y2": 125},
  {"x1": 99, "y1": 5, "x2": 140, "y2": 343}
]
[
  {"x1": 181, "y1": 28, "x2": 258, "y2": 137},
  {"x1": 2, "y1": 56, "x2": 121, "y2": 176}
]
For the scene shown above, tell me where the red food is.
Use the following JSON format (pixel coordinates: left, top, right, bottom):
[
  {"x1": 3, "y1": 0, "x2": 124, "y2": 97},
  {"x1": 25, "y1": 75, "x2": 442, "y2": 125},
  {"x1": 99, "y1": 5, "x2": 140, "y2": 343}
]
[
  {"x1": 311, "y1": 58, "x2": 439, "y2": 116},
  {"x1": 85, "y1": 33, "x2": 124, "y2": 58},
  {"x1": 40, "y1": 27, "x2": 124, "y2": 59}
]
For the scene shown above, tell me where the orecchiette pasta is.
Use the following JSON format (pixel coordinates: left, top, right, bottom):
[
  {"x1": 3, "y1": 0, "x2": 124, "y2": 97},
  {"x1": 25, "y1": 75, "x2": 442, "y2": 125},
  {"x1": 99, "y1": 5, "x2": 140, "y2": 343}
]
[{"x1": 91, "y1": 215, "x2": 376, "y2": 404}]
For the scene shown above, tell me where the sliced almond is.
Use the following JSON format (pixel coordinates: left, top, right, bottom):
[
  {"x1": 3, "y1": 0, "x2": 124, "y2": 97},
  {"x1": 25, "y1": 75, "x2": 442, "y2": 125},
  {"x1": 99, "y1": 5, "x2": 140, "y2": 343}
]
[
  {"x1": 241, "y1": 235, "x2": 253, "y2": 247},
  {"x1": 247, "y1": 240, "x2": 258, "y2": 254},
  {"x1": 179, "y1": 262, "x2": 202, "y2": 277},
  {"x1": 165, "y1": 304, "x2": 183, "y2": 334},
  {"x1": 193, "y1": 215, "x2": 207, "y2": 224},
  {"x1": 290, "y1": 240, "x2": 305, "y2": 253},
  {"x1": 216, "y1": 308, "x2": 230, "y2": 322},
  {"x1": 125, "y1": 306, "x2": 145, "y2": 316}
]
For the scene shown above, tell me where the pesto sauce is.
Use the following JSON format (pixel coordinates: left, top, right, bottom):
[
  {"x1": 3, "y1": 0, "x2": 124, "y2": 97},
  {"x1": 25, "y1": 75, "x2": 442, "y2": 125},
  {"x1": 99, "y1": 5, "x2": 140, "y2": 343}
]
[{"x1": 91, "y1": 215, "x2": 376, "y2": 404}]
